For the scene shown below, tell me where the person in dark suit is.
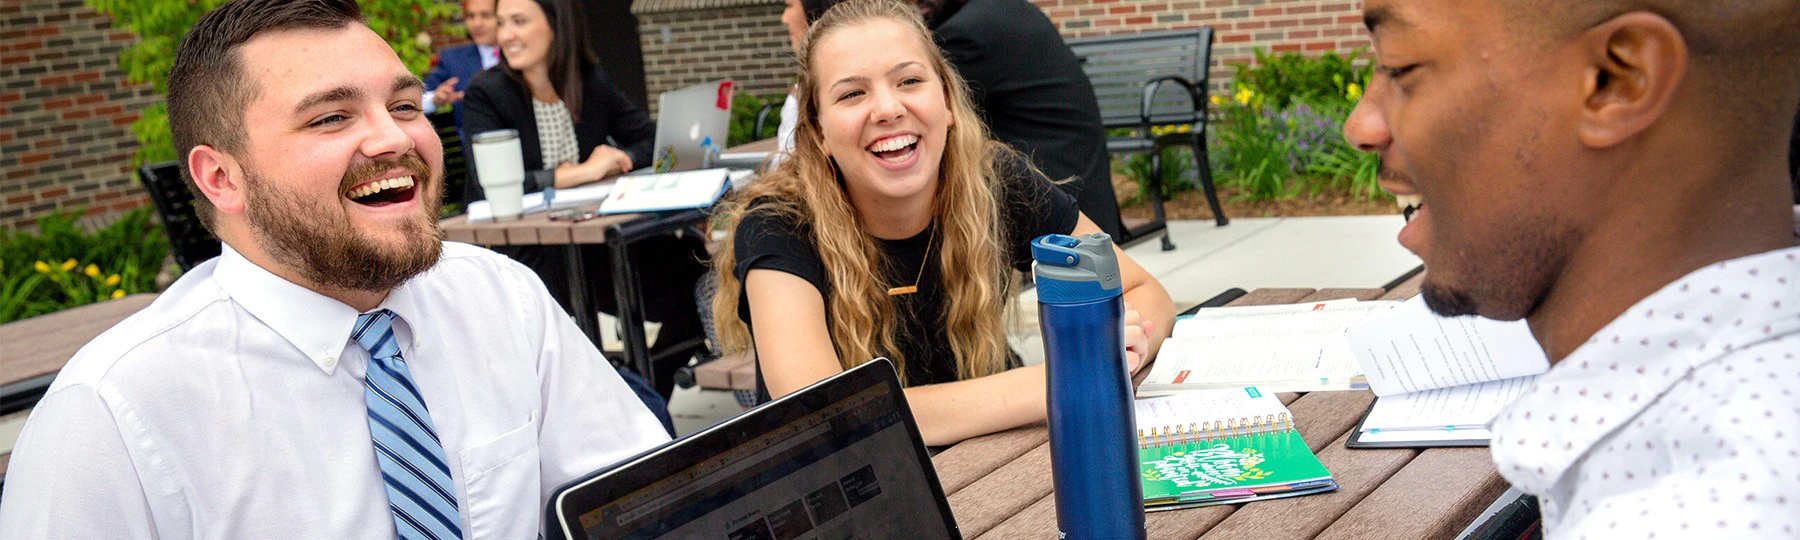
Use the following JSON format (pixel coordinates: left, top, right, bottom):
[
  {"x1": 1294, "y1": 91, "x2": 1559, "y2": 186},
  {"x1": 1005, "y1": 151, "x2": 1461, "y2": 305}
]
[
  {"x1": 462, "y1": 0, "x2": 707, "y2": 399},
  {"x1": 422, "y1": 0, "x2": 500, "y2": 136},
  {"x1": 915, "y1": 0, "x2": 1127, "y2": 240}
]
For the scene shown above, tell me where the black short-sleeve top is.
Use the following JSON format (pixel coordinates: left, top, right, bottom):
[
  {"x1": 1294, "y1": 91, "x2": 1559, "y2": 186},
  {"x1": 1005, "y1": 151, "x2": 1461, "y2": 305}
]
[{"x1": 731, "y1": 154, "x2": 1081, "y2": 395}]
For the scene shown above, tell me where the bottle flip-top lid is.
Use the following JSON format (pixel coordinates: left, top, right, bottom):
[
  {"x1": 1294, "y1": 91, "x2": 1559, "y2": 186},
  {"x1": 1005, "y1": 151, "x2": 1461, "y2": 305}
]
[{"x1": 1031, "y1": 233, "x2": 1122, "y2": 303}]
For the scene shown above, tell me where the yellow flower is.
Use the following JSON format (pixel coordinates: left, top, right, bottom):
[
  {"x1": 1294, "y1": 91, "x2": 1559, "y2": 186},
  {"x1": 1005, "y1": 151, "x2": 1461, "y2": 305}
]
[
  {"x1": 84, "y1": 264, "x2": 102, "y2": 278},
  {"x1": 111, "y1": 289, "x2": 127, "y2": 299},
  {"x1": 105, "y1": 274, "x2": 121, "y2": 287},
  {"x1": 1209, "y1": 95, "x2": 1224, "y2": 106},
  {"x1": 1234, "y1": 88, "x2": 1255, "y2": 106},
  {"x1": 1346, "y1": 83, "x2": 1363, "y2": 101},
  {"x1": 34, "y1": 260, "x2": 51, "y2": 274},
  {"x1": 59, "y1": 259, "x2": 76, "y2": 272}
]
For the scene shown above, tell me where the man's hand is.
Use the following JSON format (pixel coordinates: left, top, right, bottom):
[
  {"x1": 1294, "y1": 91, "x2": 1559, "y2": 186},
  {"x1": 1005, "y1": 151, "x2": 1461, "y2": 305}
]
[{"x1": 431, "y1": 77, "x2": 463, "y2": 107}]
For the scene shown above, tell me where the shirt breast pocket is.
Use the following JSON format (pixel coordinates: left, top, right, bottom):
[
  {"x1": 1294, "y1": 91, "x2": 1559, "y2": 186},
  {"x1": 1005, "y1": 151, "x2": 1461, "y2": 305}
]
[{"x1": 458, "y1": 413, "x2": 541, "y2": 539}]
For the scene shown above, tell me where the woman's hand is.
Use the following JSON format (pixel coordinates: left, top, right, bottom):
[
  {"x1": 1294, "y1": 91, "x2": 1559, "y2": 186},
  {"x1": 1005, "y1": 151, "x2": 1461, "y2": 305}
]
[
  {"x1": 581, "y1": 145, "x2": 634, "y2": 180},
  {"x1": 1124, "y1": 302, "x2": 1156, "y2": 375},
  {"x1": 556, "y1": 145, "x2": 635, "y2": 188}
]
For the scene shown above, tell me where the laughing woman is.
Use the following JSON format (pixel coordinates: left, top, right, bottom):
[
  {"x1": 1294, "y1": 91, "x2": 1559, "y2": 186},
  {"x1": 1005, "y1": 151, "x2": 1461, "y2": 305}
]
[
  {"x1": 711, "y1": 0, "x2": 1174, "y2": 446},
  {"x1": 461, "y1": 0, "x2": 707, "y2": 399}
]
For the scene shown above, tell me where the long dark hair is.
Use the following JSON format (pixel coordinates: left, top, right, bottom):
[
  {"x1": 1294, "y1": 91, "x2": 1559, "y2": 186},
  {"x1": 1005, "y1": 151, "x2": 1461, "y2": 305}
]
[{"x1": 498, "y1": 0, "x2": 599, "y2": 121}]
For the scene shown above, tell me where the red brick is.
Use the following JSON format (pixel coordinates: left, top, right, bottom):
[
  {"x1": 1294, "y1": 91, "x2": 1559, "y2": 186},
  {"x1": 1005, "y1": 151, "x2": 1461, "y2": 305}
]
[
  {"x1": 109, "y1": 200, "x2": 140, "y2": 211},
  {"x1": 29, "y1": 26, "x2": 59, "y2": 37},
  {"x1": 1220, "y1": 33, "x2": 1251, "y2": 43},
  {"x1": 0, "y1": 132, "x2": 10, "y2": 143},
  {"x1": 63, "y1": 109, "x2": 91, "y2": 120},
  {"x1": 44, "y1": 97, "x2": 72, "y2": 109},
  {"x1": 11, "y1": 39, "x2": 42, "y2": 52},
  {"x1": 1108, "y1": 4, "x2": 1136, "y2": 14},
  {"x1": 95, "y1": 104, "x2": 123, "y2": 116},
  {"x1": 95, "y1": 190, "x2": 121, "y2": 202},
  {"x1": 1253, "y1": 7, "x2": 1283, "y2": 16},
  {"x1": 0, "y1": 92, "x2": 20, "y2": 104},
  {"x1": 108, "y1": 31, "x2": 134, "y2": 41},
  {"x1": 1141, "y1": 3, "x2": 1168, "y2": 13},
  {"x1": 38, "y1": 74, "x2": 69, "y2": 86},
  {"x1": 1286, "y1": 5, "x2": 1319, "y2": 15},
  {"x1": 75, "y1": 93, "x2": 104, "y2": 105},
  {"x1": 111, "y1": 114, "x2": 137, "y2": 126},
  {"x1": 1124, "y1": 15, "x2": 1152, "y2": 24},
  {"x1": 1305, "y1": 41, "x2": 1338, "y2": 51},
  {"x1": 71, "y1": 71, "x2": 100, "y2": 83},
  {"x1": 1270, "y1": 43, "x2": 1303, "y2": 53},
  {"x1": 1336, "y1": 14, "x2": 1362, "y2": 24},
  {"x1": 1269, "y1": 18, "x2": 1300, "y2": 28},
  {"x1": 5, "y1": 194, "x2": 32, "y2": 205},
  {"x1": 1321, "y1": 27, "x2": 1353, "y2": 37},
  {"x1": 19, "y1": 152, "x2": 50, "y2": 165},
  {"x1": 32, "y1": 139, "x2": 59, "y2": 150},
  {"x1": 39, "y1": 188, "x2": 68, "y2": 199},
  {"x1": 1236, "y1": 20, "x2": 1267, "y2": 30},
  {"x1": 0, "y1": 54, "x2": 28, "y2": 65}
]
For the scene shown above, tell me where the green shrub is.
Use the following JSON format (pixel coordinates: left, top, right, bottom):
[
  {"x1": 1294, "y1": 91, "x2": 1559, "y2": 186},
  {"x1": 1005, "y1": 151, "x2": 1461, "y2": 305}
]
[
  {"x1": 84, "y1": 0, "x2": 460, "y2": 165},
  {"x1": 1231, "y1": 48, "x2": 1371, "y2": 111},
  {"x1": 0, "y1": 208, "x2": 171, "y2": 323},
  {"x1": 728, "y1": 93, "x2": 784, "y2": 147}
]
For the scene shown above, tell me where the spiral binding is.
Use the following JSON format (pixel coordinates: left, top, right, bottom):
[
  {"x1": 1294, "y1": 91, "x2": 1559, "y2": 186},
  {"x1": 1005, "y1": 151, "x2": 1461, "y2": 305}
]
[{"x1": 1137, "y1": 412, "x2": 1294, "y2": 447}]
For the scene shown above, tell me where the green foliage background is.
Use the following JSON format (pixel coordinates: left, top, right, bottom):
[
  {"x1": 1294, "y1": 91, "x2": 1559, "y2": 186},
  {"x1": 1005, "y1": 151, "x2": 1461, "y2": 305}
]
[
  {"x1": 84, "y1": 0, "x2": 459, "y2": 164},
  {"x1": 1, "y1": 208, "x2": 169, "y2": 323}
]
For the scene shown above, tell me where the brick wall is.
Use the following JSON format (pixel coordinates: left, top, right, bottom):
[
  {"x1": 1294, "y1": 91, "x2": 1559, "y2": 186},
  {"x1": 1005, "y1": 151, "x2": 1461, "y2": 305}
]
[
  {"x1": 0, "y1": 0, "x2": 159, "y2": 232},
  {"x1": 634, "y1": 0, "x2": 793, "y2": 117},
  {"x1": 632, "y1": 0, "x2": 1367, "y2": 119}
]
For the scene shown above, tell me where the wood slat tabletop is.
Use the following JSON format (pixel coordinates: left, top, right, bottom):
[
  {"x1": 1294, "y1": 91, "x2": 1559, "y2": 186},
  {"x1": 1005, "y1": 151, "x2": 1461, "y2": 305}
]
[
  {"x1": 1, "y1": 293, "x2": 157, "y2": 387},
  {"x1": 928, "y1": 275, "x2": 1506, "y2": 539}
]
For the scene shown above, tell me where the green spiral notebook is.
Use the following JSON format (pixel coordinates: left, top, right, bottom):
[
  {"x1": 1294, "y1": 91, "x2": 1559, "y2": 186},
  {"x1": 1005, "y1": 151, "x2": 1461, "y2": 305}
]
[{"x1": 1135, "y1": 388, "x2": 1338, "y2": 511}]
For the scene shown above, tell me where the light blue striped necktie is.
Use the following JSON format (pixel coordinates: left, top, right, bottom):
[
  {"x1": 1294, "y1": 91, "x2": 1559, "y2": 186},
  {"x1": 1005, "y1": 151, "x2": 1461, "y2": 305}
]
[{"x1": 352, "y1": 310, "x2": 463, "y2": 539}]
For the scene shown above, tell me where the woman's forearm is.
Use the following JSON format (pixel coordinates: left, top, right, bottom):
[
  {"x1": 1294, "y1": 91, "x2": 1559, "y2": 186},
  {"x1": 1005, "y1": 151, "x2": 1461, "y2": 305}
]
[{"x1": 903, "y1": 364, "x2": 1048, "y2": 446}]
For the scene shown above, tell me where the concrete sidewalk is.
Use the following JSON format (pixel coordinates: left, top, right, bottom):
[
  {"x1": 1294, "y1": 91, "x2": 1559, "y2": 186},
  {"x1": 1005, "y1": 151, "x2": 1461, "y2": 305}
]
[{"x1": 668, "y1": 215, "x2": 1423, "y2": 435}]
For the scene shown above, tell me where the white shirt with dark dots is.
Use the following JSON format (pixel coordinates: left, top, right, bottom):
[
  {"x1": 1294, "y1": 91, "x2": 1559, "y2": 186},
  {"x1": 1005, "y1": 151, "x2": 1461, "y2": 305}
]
[{"x1": 1490, "y1": 246, "x2": 1800, "y2": 538}]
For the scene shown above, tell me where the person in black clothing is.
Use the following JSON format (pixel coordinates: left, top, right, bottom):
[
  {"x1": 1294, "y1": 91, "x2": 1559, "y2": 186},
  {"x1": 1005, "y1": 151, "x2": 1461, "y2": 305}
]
[
  {"x1": 914, "y1": 0, "x2": 1127, "y2": 239},
  {"x1": 462, "y1": 0, "x2": 706, "y2": 399},
  {"x1": 710, "y1": 0, "x2": 1173, "y2": 447}
]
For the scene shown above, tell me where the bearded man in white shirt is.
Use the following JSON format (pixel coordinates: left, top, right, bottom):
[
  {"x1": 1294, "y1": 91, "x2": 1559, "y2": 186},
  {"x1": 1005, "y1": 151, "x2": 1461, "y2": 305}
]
[
  {"x1": 1345, "y1": 0, "x2": 1800, "y2": 537},
  {"x1": 0, "y1": 0, "x2": 669, "y2": 537}
]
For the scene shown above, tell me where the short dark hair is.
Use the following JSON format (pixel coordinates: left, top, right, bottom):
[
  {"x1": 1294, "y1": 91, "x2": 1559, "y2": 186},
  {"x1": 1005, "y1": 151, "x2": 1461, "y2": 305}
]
[
  {"x1": 166, "y1": 0, "x2": 363, "y2": 230},
  {"x1": 496, "y1": 0, "x2": 597, "y2": 121}
]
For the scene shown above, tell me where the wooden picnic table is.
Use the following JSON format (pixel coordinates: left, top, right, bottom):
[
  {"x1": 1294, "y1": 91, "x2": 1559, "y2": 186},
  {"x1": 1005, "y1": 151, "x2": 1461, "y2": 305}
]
[
  {"x1": 0, "y1": 293, "x2": 158, "y2": 478},
  {"x1": 927, "y1": 276, "x2": 1510, "y2": 539}
]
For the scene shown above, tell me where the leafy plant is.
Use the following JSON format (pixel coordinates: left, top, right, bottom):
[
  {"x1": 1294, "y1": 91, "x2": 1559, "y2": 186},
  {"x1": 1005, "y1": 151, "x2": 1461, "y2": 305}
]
[
  {"x1": 83, "y1": 0, "x2": 460, "y2": 165},
  {"x1": 0, "y1": 208, "x2": 171, "y2": 323},
  {"x1": 727, "y1": 92, "x2": 783, "y2": 147},
  {"x1": 1231, "y1": 48, "x2": 1372, "y2": 111},
  {"x1": 1114, "y1": 145, "x2": 1196, "y2": 205}
]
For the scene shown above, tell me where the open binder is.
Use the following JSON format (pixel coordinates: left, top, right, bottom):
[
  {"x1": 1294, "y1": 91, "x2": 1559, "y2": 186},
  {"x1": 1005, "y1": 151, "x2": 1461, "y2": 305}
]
[{"x1": 1135, "y1": 389, "x2": 1338, "y2": 511}]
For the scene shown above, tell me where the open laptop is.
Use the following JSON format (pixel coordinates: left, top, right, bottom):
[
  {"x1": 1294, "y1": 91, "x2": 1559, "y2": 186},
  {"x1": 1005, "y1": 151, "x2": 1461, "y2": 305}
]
[
  {"x1": 547, "y1": 359, "x2": 960, "y2": 540},
  {"x1": 650, "y1": 79, "x2": 734, "y2": 173}
]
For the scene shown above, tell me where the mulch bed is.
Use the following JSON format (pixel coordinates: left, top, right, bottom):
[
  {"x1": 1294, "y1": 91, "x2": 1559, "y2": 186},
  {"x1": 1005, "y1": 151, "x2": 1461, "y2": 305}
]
[{"x1": 1116, "y1": 181, "x2": 1402, "y2": 221}]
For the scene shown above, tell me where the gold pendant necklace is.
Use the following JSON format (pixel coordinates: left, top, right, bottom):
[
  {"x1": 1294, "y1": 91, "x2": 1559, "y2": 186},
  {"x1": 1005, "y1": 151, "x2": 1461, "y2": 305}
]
[{"x1": 886, "y1": 231, "x2": 935, "y2": 296}]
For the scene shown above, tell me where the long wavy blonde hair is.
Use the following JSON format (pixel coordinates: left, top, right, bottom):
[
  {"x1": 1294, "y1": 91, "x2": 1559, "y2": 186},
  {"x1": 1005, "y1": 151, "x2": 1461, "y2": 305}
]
[{"x1": 711, "y1": 0, "x2": 1015, "y2": 384}]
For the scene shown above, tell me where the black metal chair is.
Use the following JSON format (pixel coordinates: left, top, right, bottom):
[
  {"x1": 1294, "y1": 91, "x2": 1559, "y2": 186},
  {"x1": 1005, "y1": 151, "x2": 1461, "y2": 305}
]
[
  {"x1": 429, "y1": 110, "x2": 469, "y2": 214},
  {"x1": 136, "y1": 161, "x2": 221, "y2": 271},
  {"x1": 1069, "y1": 28, "x2": 1230, "y2": 251}
]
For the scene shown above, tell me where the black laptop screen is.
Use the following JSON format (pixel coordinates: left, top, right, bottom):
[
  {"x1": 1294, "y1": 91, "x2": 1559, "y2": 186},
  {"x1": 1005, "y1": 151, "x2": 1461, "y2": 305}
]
[{"x1": 570, "y1": 379, "x2": 954, "y2": 539}]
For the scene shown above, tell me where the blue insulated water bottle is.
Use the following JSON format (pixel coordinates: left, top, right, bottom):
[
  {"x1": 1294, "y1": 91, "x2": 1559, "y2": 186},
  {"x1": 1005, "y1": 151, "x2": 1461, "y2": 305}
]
[{"x1": 1033, "y1": 233, "x2": 1145, "y2": 539}]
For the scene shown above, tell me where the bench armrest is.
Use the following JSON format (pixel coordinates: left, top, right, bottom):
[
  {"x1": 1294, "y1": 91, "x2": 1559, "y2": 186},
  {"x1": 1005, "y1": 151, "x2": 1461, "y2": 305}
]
[
  {"x1": 753, "y1": 101, "x2": 781, "y2": 141},
  {"x1": 1138, "y1": 75, "x2": 1206, "y2": 138}
]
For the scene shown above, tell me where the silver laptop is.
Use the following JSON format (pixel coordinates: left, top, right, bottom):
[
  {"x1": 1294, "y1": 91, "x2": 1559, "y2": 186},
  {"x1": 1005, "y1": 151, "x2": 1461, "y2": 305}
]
[
  {"x1": 545, "y1": 359, "x2": 960, "y2": 539},
  {"x1": 651, "y1": 80, "x2": 734, "y2": 173}
]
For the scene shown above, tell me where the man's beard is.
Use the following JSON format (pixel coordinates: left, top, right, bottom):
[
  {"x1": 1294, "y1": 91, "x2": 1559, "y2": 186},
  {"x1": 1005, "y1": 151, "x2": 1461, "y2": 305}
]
[{"x1": 244, "y1": 154, "x2": 443, "y2": 294}]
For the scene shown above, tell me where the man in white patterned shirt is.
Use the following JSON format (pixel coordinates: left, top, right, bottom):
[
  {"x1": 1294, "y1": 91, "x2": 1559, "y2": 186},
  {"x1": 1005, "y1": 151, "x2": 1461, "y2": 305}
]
[
  {"x1": 0, "y1": 0, "x2": 667, "y2": 537},
  {"x1": 1344, "y1": 0, "x2": 1800, "y2": 537}
]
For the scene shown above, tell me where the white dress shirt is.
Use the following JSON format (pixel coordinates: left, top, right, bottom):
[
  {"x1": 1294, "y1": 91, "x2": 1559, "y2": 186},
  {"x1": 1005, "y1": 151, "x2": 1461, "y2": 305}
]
[
  {"x1": 0, "y1": 242, "x2": 670, "y2": 538},
  {"x1": 1491, "y1": 246, "x2": 1800, "y2": 538}
]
